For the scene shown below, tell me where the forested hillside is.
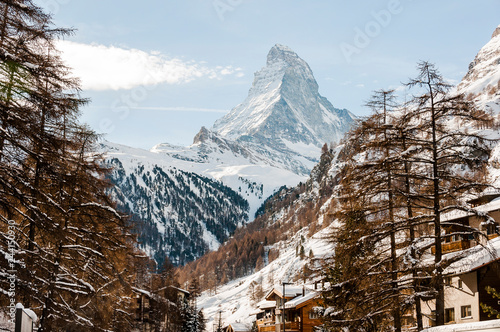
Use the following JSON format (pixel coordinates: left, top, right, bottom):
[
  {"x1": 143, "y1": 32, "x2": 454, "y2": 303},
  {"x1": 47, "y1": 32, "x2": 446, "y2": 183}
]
[{"x1": 106, "y1": 157, "x2": 249, "y2": 266}]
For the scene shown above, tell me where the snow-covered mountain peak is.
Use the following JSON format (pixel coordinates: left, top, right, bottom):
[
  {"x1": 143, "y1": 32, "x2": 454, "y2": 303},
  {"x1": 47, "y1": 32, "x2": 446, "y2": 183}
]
[
  {"x1": 212, "y1": 44, "x2": 355, "y2": 167},
  {"x1": 458, "y1": 24, "x2": 500, "y2": 113},
  {"x1": 266, "y1": 44, "x2": 311, "y2": 72}
]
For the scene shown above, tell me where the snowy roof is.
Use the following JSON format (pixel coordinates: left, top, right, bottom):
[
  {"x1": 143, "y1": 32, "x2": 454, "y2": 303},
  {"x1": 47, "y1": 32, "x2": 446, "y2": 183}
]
[
  {"x1": 168, "y1": 286, "x2": 190, "y2": 294},
  {"x1": 258, "y1": 300, "x2": 276, "y2": 310},
  {"x1": 265, "y1": 285, "x2": 306, "y2": 300},
  {"x1": 285, "y1": 291, "x2": 319, "y2": 309},
  {"x1": 440, "y1": 197, "x2": 500, "y2": 223},
  {"x1": 248, "y1": 309, "x2": 264, "y2": 316},
  {"x1": 227, "y1": 323, "x2": 251, "y2": 332},
  {"x1": 443, "y1": 236, "x2": 500, "y2": 276},
  {"x1": 132, "y1": 287, "x2": 151, "y2": 297}
]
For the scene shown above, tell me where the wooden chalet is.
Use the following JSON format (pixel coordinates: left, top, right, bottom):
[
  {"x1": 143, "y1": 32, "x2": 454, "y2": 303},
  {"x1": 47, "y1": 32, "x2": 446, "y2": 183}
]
[
  {"x1": 412, "y1": 240, "x2": 500, "y2": 329},
  {"x1": 254, "y1": 300, "x2": 277, "y2": 332},
  {"x1": 254, "y1": 285, "x2": 322, "y2": 332}
]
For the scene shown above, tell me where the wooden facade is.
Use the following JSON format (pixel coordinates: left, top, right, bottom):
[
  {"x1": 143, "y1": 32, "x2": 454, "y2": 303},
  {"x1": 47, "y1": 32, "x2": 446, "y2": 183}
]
[{"x1": 430, "y1": 198, "x2": 500, "y2": 255}]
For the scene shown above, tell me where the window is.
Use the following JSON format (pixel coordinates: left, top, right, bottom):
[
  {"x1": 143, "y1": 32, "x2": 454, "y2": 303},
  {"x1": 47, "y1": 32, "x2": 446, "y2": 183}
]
[
  {"x1": 458, "y1": 279, "x2": 463, "y2": 289},
  {"x1": 461, "y1": 305, "x2": 472, "y2": 318},
  {"x1": 444, "y1": 277, "x2": 452, "y2": 286},
  {"x1": 483, "y1": 222, "x2": 499, "y2": 235},
  {"x1": 445, "y1": 308, "x2": 455, "y2": 324}
]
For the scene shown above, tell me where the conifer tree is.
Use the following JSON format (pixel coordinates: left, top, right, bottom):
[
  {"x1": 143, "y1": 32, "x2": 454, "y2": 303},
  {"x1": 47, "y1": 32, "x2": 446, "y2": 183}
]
[{"x1": 0, "y1": 1, "x2": 137, "y2": 330}]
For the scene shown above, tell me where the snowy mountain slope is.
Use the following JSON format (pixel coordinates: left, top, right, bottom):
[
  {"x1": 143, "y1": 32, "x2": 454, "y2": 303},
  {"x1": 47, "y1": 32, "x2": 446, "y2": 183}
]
[
  {"x1": 183, "y1": 149, "x2": 342, "y2": 327},
  {"x1": 457, "y1": 25, "x2": 500, "y2": 185},
  {"x1": 197, "y1": 219, "x2": 334, "y2": 329},
  {"x1": 106, "y1": 141, "x2": 305, "y2": 219},
  {"x1": 104, "y1": 144, "x2": 249, "y2": 266},
  {"x1": 458, "y1": 24, "x2": 500, "y2": 114}
]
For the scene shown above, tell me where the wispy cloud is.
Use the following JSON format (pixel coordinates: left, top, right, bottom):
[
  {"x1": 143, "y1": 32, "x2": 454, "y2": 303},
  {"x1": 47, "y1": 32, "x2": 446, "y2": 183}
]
[
  {"x1": 56, "y1": 41, "x2": 244, "y2": 91},
  {"x1": 89, "y1": 105, "x2": 229, "y2": 113}
]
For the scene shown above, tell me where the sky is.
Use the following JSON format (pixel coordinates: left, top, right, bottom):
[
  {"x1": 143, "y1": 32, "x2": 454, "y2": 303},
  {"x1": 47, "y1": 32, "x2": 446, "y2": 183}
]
[{"x1": 38, "y1": 0, "x2": 500, "y2": 149}]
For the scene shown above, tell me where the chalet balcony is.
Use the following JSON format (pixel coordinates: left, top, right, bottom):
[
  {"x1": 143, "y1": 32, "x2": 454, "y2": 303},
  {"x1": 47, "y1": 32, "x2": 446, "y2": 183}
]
[
  {"x1": 488, "y1": 233, "x2": 499, "y2": 240},
  {"x1": 259, "y1": 324, "x2": 276, "y2": 332},
  {"x1": 274, "y1": 322, "x2": 300, "y2": 332},
  {"x1": 431, "y1": 240, "x2": 471, "y2": 255},
  {"x1": 257, "y1": 317, "x2": 276, "y2": 332}
]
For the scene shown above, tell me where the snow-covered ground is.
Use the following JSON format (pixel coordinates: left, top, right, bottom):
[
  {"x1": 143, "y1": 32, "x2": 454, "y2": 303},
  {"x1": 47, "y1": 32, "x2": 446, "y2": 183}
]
[{"x1": 422, "y1": 319, "x2": 500, "y2": 332}]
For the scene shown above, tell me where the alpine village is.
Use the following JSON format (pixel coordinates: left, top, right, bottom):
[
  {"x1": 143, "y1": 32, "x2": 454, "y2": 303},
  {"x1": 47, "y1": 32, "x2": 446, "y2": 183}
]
[{"x1": 1, "y1": 1, "x2": 500, "y2": 332}]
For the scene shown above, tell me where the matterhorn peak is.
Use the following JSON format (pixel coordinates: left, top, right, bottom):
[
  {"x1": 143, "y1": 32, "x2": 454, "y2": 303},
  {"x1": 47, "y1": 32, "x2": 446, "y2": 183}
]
[
  {"x1": 267, "y1": 44, "x2": 303, "y2": 65},
  {"x1": 264, "y1": 44, "x2": 315, "y2": 84},
  {"x1": 211, "y1": 43, "x2": 355, "y2": 174}
]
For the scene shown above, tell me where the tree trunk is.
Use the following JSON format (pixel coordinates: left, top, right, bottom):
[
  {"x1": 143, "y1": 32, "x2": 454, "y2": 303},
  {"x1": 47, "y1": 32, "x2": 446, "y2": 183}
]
[
  {"x1": 428, "y1": 77, "x2": 444, "y2": 326},
  {"x1": 402, "y1": 131, "x2": 424, "y2": 331}
]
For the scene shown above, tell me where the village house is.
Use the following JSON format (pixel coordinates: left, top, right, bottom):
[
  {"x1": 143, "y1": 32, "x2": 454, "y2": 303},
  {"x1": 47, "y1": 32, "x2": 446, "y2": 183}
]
[
  {"x1": 412, "y1": 239, "x2": 500, "y2": 330},
  {"x1": 254, "y1": 300, "x2": 277, "y2": 332},
  {"x1": 405, "y1": 195, "x2": 500, "y2": 330},
  {"x1": 225, "y1": 322, "x2": 252, "y2": 332},
  {"x1": 253, "y1": 285, "x2": 322, "y2": 332}
]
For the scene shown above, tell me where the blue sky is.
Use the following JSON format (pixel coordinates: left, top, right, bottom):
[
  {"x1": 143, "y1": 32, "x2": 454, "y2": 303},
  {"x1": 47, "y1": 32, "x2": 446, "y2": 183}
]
[{"x1": 39, "y1": 0, "x2": 500, "y2": 149}]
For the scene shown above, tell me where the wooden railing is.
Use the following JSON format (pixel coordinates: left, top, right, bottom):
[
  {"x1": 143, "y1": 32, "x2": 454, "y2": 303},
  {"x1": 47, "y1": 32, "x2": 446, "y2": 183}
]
[
  {"x1": 272, "y1": 322, "x2": 301, "y2": 332},
  {"x1": 259, "y1": 325, "x2": 276, "y2": 332},
  {"x1": 285, "y1": 322, "x2": 300, "y2": 330},
  {"x1": 431, "y1": 240, "x2": 470, "y2": 254}
]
